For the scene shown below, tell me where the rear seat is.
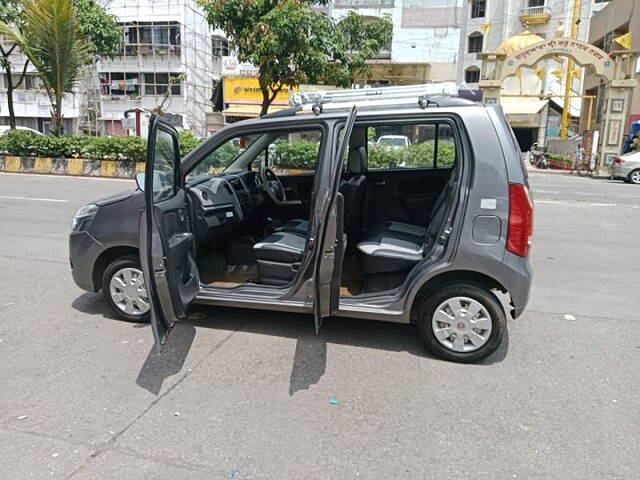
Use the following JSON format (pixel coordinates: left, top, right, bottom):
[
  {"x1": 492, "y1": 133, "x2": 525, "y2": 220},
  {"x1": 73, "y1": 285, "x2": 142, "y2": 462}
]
[{"x1": 356, "y1": 172, "x2": 456, "y2": 274}]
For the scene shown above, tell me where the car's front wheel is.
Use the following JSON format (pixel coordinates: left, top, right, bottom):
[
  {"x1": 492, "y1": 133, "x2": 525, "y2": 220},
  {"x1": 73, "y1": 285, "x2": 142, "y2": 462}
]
[
  {"x1": 102, "y1": 255, "x2": 150, "y2": 323},
  {"x1": 417, "y1": 283, "x2": 506, "y2": 363}
]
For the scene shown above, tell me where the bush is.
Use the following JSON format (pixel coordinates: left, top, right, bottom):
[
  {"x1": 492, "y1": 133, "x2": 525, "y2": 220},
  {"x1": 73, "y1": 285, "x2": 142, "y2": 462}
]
[
  {"x1": 273, "y1": 140, "x2": 319, "y2": 169},
  {"x1": 82, "y1": 136, "x2": 147, "y2": 162},
  {"x1": 178, "y1": 130, "x2": 204, "y2": 157},
  {"x1": 547, "y1": 153, "x2": 573, "y2": 165},
  {"x1": 368, "y1": 142, "x2": 456, "y2": 169},
  {"x1": 0, "y1": 129, "x2": 204, "y2": 163}
]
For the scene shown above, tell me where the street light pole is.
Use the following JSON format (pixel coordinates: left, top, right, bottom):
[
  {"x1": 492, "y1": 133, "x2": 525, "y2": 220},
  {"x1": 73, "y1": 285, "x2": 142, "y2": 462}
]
[{"x1": 560, "y1": 0, "x2": 582, "y2": 139}]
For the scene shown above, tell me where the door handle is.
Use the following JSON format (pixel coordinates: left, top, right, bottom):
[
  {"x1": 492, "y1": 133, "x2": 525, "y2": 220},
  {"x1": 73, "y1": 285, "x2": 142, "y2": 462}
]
[{"x1": 374, "y1": 180, "x2": 386, "y2": 186}]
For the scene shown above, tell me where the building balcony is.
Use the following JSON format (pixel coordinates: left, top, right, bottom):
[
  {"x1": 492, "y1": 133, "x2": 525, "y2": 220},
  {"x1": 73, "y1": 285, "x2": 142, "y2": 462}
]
[{"x1": 519, "y1": 5, "x2": 552, "y2": 24}]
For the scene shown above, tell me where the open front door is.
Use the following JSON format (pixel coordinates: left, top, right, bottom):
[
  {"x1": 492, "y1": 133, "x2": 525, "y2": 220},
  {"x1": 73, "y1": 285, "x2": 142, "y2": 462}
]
[
  {"x1": 313, "y1": 106, "x2": 357, "y2": 334},
  {"x1": 140, "y1": 116, "x2": 200, "y2": 350}
]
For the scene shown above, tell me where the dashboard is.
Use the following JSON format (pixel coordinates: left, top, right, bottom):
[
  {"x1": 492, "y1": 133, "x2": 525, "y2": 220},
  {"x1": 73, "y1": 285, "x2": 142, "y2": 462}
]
[{"x1": 188, "y1": 171, "x2": 264, "y2": 242}]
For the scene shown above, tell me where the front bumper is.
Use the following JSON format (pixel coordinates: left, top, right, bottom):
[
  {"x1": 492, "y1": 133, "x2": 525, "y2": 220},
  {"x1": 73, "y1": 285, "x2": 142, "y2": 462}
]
[{"x1": 69, "y1": 231, "x2": 103, "y2": 292}]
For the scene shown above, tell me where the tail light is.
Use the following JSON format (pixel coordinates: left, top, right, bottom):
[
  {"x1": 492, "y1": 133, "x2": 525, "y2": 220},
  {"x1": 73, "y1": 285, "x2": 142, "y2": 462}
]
[
  {"x1": 507, "y1": 184, "x2": 533, "y2": 257},
  {"x1": 613, "y1": 157, "x2": 625, "y2": 164}
]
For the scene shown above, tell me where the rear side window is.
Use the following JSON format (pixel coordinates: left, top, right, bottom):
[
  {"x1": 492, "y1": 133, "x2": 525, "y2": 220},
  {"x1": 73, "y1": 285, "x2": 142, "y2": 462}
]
[{"x1": 366, "y1": 122, "x2": 457, "y2": 170}]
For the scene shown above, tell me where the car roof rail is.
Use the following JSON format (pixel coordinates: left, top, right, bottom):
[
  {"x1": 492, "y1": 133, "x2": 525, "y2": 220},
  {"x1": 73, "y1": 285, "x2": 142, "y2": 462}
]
[{"x1": 289, "y1": 83, "x2": 466, "y2": 113}]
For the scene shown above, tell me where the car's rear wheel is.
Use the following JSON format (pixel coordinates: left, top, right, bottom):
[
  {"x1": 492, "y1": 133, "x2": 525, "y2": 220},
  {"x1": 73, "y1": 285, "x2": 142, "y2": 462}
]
[
  {"x1": 628, "y1": 169, "x2": 640, "y2": 185},
  {"x1": 417, "y1": 283, "x2": 506, "y2": 363},
  {"x1": 102, "y1": 255, "x2": 150, "y2": 323}
]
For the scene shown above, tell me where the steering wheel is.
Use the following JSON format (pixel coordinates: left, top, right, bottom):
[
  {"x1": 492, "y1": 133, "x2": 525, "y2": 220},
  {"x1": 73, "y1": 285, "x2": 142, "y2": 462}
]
[{"x1": 260, "y1": 165, "x2": 287, "y2": 204}]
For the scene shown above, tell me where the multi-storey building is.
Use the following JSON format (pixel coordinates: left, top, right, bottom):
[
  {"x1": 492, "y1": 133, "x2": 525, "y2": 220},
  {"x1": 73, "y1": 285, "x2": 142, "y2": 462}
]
[
  {"x1": 96, "y1": 0, "x2": 221, "y2": 137},
  {"x1": 0, "y1": 0, "x2": 221, "y2": 136},
  {"x1": 581, "y1": 0, "x2": 640, "y2": 137},
  {"x1": 457, "y1": 0, "x2": 610, "y2": 88},
  {"x1": 328, "y1": 0, "x2": 463, "y2": 85},
  {"x1": 0, "y1": 46, "x2": 81, "y2": 133}
]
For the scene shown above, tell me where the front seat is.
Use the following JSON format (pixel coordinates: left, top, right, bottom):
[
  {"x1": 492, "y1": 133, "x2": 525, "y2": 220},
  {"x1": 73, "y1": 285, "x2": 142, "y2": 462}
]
[
  {"x1": 253, "y1": 231, "x2": 306, "y2": 285},
  {"x1": 278, "y1": 146, "x2": 367, "y2": 238}
]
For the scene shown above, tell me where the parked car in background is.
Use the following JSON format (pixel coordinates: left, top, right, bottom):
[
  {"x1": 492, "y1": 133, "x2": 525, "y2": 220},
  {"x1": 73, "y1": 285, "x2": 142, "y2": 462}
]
[
  {"x1": 376, "y1": 135, "x2": 410, "y2": 149},
  {"x1": 610, "y1": 150, "x2": 640, "y2": 184},
  {"x1": 0, "y1": 126, "x2": 43, "y2": 136}
]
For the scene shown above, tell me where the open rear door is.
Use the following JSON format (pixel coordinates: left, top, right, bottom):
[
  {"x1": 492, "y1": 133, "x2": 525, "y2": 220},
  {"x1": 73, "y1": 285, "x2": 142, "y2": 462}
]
[
  {"x1": 140, "y1": 116, "x2": 200, "y2": 350},
  {"x1": 313, "y1": 106, "x2": 357, "y2": 334}
]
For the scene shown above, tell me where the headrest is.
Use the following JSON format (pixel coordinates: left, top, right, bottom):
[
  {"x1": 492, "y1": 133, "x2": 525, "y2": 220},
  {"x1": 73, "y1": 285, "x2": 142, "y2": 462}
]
[{"x1": 347, "y1": 146, "x2": 366, "y2": 174}]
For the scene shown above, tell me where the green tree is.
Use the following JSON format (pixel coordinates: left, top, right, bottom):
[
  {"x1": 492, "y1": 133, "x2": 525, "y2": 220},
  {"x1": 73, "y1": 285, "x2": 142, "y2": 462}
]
[
  {"x1": 199, "y1": 0, "x2": 333, "y2": 116},
  {"x1": 327, "y1": 11, "x2": 393, "y2": 87},
  {"x1": 73, "y1": 0, "x2": 121, "y2": 58},
  {"x1": 0, "y1": 0, "x2": 119, "y2": 132},
  {"x1": 0, "y1": 0, "x2": 30, "y2": 130},
  {"x1": 0, "y1": 0, "x2": 91, "y2": 135}
]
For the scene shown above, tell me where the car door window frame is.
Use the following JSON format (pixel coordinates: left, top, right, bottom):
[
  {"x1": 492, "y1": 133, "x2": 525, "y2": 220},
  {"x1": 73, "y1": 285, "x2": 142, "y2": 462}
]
[{"x1": 182, "y1": 121, "x2": 329, "y2": 182}]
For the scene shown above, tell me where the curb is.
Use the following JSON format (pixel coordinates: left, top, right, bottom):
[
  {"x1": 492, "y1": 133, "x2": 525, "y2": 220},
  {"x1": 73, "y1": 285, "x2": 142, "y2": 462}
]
[{"x1": 0, "y1": 156, "x2": 145, "y2": 179}]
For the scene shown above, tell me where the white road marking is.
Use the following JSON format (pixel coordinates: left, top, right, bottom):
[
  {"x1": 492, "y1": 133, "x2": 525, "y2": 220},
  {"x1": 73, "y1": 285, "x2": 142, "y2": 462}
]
[
  {"x1": 536, "y1": 199, "x2": 640, "y2": 209},
  {"x1": 0, "y1": 195, "x2": 66, "y2": 203}
]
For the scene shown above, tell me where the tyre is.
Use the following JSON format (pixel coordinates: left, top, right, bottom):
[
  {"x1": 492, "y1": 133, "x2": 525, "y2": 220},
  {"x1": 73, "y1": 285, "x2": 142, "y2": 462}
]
[
  {"x1": 628, "y1": 169, "x2": 640, "y2": 185},
  {"x1": 417, "y1": 283, "x2": 506, "y2": 363},
  {"x1": 102, "y1": 255, "x2": 150, "y2": 323}
]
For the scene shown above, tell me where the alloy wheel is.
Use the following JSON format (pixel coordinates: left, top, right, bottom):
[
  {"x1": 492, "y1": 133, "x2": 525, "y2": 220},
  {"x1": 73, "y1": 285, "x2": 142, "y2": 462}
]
[{"x1": 431, "y1": 296, "x2": 492, "y2": 353}]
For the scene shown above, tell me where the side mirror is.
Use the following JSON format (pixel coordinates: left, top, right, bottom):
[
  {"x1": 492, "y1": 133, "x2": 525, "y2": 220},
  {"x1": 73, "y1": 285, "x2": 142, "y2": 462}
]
[{"x1": 135, "y1": 172, "x2": 145, "y2": 191}]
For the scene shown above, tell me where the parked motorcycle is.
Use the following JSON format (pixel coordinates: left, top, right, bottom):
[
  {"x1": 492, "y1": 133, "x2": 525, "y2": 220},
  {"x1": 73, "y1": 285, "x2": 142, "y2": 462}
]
[{"x1": 531, "y1": 151, "x2": 549, "y2": 169}]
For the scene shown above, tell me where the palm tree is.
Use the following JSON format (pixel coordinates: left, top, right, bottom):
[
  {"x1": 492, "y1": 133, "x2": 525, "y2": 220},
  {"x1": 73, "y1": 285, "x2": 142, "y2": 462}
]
[{"x1": 0, "y1": 0, "x2": 91, "y2": 135}]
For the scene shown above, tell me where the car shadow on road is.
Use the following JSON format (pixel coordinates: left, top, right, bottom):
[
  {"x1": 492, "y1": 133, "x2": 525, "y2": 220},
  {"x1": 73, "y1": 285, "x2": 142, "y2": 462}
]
[
  {"x1": 188, "y1": 305, "x2": 509, "y2": 396},
  {"x1": 72, "y1": 292, "x2": 196, "y2": 395},
  {"x1": 72, "y1": 294, "x2": 509, "y2": 397}
]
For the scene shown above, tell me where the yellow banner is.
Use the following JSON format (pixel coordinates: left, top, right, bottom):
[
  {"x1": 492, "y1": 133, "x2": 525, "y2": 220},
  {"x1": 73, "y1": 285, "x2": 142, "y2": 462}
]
[
  {"x1": 613, "y1": 32, "x2": 632, "y2": 50},
  {"x1": 223, "y1": 77, "x2": 294, "y2": 105}
]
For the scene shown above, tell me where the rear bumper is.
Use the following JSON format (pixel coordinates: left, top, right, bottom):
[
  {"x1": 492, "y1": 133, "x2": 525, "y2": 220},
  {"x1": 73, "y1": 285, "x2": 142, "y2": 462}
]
[
  {"x1": 610, "y1": 164, "x2": 629, "y2": 180},
  {"x1": 501, "y1": 252, "x2": 533, "y2": 319},
  {"x1": 69, "y1": 232, "x2": 102, "y2": 292}
]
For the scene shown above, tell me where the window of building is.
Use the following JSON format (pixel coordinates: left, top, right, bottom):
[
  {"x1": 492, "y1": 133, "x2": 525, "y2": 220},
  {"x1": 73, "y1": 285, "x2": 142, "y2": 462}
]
[
  {"x1": 528, "y1": 0, "x2": 545, "y2": 7},
  {"x1": 119, "y1": 22, "x2": 181, "y2": 57},
  {"x1": 365, "y1": 122, "x2": 457, "y2": 170},
  {"x1": 471, "y1": 0, "x2": 486, "y2": 18},
  {"x1": 144, "y1": 73, "x2": 182, "y2": 96},
  {"x1": 468, "y1": 32, "x2": 483, "y2": 53},
  {"x1": 465, "y1": 67, "x2": 480, "y2": 83},
  {"x1": 99, "y1": 72, "x2": 141, "y2": 96},
  {"x1": 212, "y1": 36, "x2": 229, "y2": 57}
]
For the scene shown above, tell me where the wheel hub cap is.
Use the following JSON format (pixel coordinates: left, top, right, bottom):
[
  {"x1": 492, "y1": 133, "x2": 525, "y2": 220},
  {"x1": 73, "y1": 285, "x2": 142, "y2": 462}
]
[
  {"x1": 432, "y1": 296, "x2": 492, "y2": 353},
  {"x1": 109, "y1": 267, "x2": 150, "y2": 316}
]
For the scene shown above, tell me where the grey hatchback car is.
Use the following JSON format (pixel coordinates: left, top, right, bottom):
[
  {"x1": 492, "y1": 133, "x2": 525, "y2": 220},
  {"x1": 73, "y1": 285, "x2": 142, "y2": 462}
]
[{"x1": 69, "y1": 85, "x2": 533, "y2": 363}]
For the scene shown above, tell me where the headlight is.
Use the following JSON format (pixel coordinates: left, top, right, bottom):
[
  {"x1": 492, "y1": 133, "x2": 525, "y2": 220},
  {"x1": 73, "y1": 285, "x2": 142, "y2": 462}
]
[{"x1": 71, "y1": 204, "x2": 99, "y2": 232}]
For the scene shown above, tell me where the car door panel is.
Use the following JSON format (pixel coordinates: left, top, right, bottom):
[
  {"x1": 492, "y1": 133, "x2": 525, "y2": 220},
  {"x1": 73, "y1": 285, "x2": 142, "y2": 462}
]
[{"x1": 141, "y1": 116, "x2": 199, "y2": 350}]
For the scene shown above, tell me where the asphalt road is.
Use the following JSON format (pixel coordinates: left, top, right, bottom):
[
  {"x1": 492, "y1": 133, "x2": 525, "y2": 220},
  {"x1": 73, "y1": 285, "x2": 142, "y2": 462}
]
[{"x1": 0, "y1": 170, "x2": 638, "y2": 479}]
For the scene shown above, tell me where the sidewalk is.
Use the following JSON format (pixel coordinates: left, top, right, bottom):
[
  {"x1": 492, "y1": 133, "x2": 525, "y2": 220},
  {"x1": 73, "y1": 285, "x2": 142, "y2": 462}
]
[{"x1": 526, "y1": 163, "x2": 609, "y2": 179}]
